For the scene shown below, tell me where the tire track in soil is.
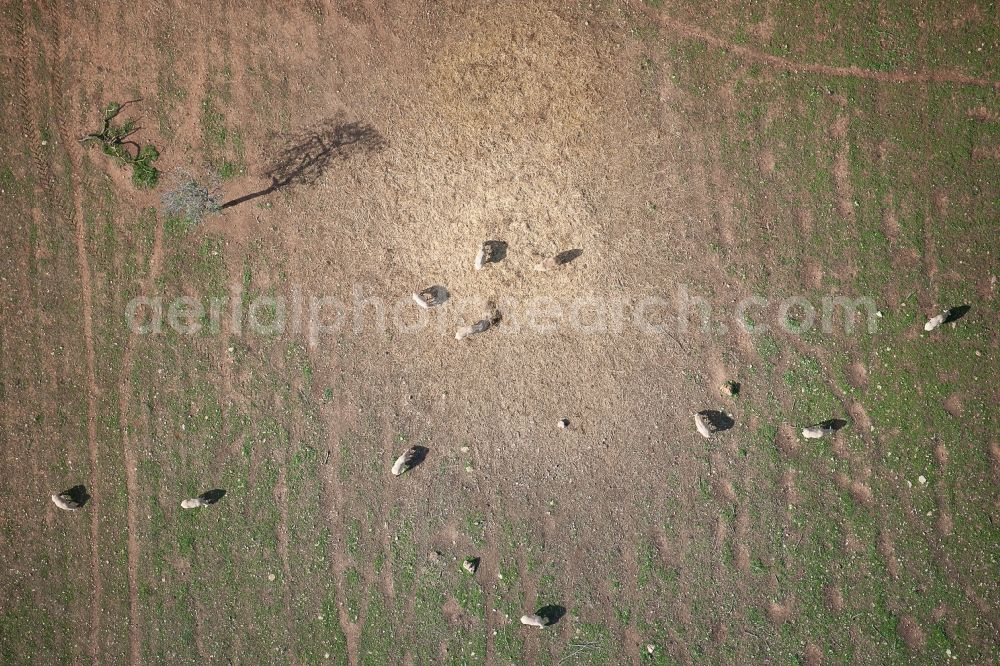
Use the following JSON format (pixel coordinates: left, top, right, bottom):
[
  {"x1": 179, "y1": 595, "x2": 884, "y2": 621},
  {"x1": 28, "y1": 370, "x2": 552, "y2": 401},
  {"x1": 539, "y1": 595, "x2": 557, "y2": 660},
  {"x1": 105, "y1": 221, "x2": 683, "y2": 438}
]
[
  {"x1": 931, "y1": 438, "x2": 953, "y2": 537},
  {"x1": 323, "y1": 424, "x2": 372, "y2": 666},
  {"x1": 658, "y1": 3, "x2": 983, "y2": 651},
  {"x1": 330, "y1": 444, "x2": 376, "y2": 666},
  {"x1": 66, "y1": 69, "x2": 110, "y2": 666},
  {"x1": 669, "y1": 68, "x2": 764, "y2": 658},
  {"x1": 113, "y1": 212, "x2": 164, "y2": 666},
  {"x1": 108, "y1": 185, "x2": 159, "y2": 666},
  {"x1": 517, "y1": 545, "x2": 540, "y2": 664},
  {"x1": 12, "y1": 0, "x2": 45, "y2": 506},
  {"x1": 143, "y1": 2, "x2": 213, "y2": 661},
  {"x1": 893, "y1": 485, "x2": 997, "y2": 635},
  {"x1": 105, "y1": 218, "x2": 146, "y2": 664},
  {"x1": 376, "y1": 398, "x2": 436, "y2": 664},
  {"x1": 761, "y1": 71, "x2": 965, "y2": 588},
  {"x1": 916, "y1": 34, "x2": 940, "y2": 311},
  {"x1": 33, "y1": 3, "x2": 106, "y2": 662},
  {"x1": 710, "y1": 450, "x2": 742, "y2": 584},
  {"x1": 830, "y1": 111, "x2": 861, "y2": 283},
  {"x1": 683, "y1": 69, "x2": 756, "y2": 596},
  {"x1": 0, "y1": 3, "x2": 56, "y2": 649},
  {"x1": 14, "y1": 1, "x2": 53, "y2": 194},
  {"x1": 631, "y1": 0, "x2": 1000, "y2": 90},
  {"x1": 35, "y1": 4, "x2": 95, "y2": 658},
  {"x1": 459, "y1": 433, "x2": 535, "y2": 666},
  {"x1": 274, "y1": 464, "x2": 298, "y2": 664},
  {"x1": 689, "y1": 62, "x2": 762, "y2": 626},
  {"x1": 618, "y1": 537, "x2": 642, "y2": 664},
  {"x1": 352, "y1": 409, "x2": 406, "y2": 662},
  {"x1": 551, "y1": 521, "x2": 581, "y2": 661},
  {"x1": 275, "y1": 379, "x2": 298, "y2": 666}
]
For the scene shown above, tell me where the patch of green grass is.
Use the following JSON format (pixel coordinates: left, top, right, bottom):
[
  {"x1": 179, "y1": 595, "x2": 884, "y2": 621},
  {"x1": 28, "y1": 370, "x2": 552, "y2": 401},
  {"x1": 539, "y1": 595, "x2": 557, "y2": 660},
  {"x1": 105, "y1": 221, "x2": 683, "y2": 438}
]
[
  {"x1": 201, "y1": 97, "x2": 228, "y2": 149},
  {"x1": 455, "y1": 574, "x2": 486, "y2": 617},
  {"x1": 217, "y1": 160, "x2": 243, "y2": 180},
  {"x1": 463, "y1": 513, "x2": 487, "y2": 548},
  {"x1": 358, "y1": 590, "x2": 396, "y2": 665}
]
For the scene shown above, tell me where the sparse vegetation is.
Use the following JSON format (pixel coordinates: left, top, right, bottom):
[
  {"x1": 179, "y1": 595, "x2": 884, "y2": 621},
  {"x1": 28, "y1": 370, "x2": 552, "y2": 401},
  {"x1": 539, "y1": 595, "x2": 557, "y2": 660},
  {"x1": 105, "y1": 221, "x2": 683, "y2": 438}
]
[
  {"x1": 80, "y1": 101, "x2": 161, "y2": 188},
  {"x1": 3, "y1": 2, "x2": 997, "y2": 665}
]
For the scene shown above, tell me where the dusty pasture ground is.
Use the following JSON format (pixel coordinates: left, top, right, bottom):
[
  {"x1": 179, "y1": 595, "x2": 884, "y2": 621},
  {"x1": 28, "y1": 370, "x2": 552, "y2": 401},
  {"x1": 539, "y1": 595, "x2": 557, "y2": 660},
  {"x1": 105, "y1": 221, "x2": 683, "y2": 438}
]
[{"x1": 0, "y1": 0, "x2": 997, "y2": 664}]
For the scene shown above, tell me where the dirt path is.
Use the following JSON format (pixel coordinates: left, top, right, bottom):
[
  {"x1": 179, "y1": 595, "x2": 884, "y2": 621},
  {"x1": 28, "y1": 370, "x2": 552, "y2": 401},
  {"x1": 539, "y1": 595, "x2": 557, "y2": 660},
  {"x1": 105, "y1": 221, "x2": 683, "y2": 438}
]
[
  {"x1": 631, "y1": 0, "x2": 1000, "y2": 89},
  {"x1": 63, "y1": 94, "x2": 114, "y2": 666},
  {"x1": 68, "y1": 103, "x2": 107, "y2": 666},
  {"x1": 111, "y1": 198, "x2": 164, "y2": 666}
]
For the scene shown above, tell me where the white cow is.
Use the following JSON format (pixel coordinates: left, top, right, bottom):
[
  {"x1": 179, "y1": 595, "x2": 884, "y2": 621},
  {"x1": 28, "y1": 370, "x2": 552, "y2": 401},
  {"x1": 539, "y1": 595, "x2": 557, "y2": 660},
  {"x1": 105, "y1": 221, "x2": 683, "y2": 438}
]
[
  {"x1": 520, "y1": 614, "x2": 547, "y2": 628},
  {"x1": 694, "y1": 413, "x2": 713, "y2": 439},
  {"x1": 392, "y1": 446, "x2": 424, "y2": 476},
  {"x1": 51, "y1": 493, "x2": 81, "y2": 511}
]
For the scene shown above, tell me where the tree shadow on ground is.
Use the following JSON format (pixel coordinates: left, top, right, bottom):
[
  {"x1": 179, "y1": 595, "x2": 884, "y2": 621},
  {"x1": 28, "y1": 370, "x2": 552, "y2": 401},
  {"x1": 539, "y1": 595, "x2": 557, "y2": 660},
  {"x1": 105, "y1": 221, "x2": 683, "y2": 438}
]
[{"x1": 222, "y1": 115, "x2": 387, "y2": 209}]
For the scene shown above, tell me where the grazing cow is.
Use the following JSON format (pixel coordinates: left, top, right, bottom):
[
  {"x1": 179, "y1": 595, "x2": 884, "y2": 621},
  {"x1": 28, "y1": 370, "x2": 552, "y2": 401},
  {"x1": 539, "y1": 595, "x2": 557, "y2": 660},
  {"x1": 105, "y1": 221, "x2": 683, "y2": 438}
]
[
  {"x1": 924, "y1": 311, "x2": 947, "y2": 331},
  {"x1": 520, "y1": 614, "x2": 547, "y2": 628},
  {"x1": 694, "y1": 413, "x2": 712, "y2": 439},
  {"x1": 392, "y1": 446, "x2": 427, "y2": 476},
  {"x1": 51, "y1": 493, "x2": 81, "y2": 511},
  {"x1": 456, "y1": 304, "x2": 501, "y2": 341},
  {"x1": 412, "y1": 286, "x2": 448, "y2": 309},
  {"x1": 455, "y1": 318, "x2": 492, "y2": 340},
  {"x1": 802, "y1": 425, "x2": 835, "y2": 439},
  {"x1": 534, "y1": 249, "x2": 583, "y2": 272},
  {"x1": 181, "y1": 489, "x2": 226, "y2": 509}
]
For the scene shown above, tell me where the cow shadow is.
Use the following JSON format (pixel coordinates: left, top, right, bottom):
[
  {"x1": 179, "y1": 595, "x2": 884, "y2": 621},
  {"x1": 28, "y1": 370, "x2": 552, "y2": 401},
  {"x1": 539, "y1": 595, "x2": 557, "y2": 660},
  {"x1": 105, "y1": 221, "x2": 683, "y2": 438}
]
[
  {"x1": 198, "y1": 489, "x2": 227, "y2": 505},
  {"x1": 554, "y1": 248, "x2": 583, "y2": 266},
  {"x1": 943, "y1": 305, "x2": 971, "y2": 324},
  {"x1": 698, "y1": 410, "x2": 735, "y2": 433},
  {"x1": 483, "y1": 240, "x2": 508, "y2": 263},
  {"x1": 64, "y1": 485, "x2": 91, "y2": 508},
  {"x1": 536, "y1": 604, "x2": 567, "y2": 626},
  {"x1": 408, "y1": 446, "x2": 430, "y2": 470},
  {"x1": 817, "y1": 418, "x2": 849, "y2": 432}
]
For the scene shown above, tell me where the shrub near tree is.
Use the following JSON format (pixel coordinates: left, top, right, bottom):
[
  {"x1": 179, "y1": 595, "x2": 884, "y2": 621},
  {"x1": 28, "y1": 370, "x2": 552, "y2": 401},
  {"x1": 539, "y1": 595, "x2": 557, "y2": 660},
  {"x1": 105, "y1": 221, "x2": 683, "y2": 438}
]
[
  {"x1": 80, "y1": 101, "x2": 161, "y2": 188},
  {"x1": 160, "y1": 171, "x2": 222, "y2": 225}
]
